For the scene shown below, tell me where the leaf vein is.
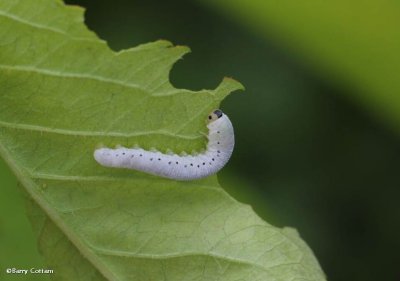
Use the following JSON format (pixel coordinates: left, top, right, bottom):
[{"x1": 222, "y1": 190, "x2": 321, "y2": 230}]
[
  {"x1": 0, "y1": 64, "x2": 144, "y2": 92},
  {"x1": 0, "y1": 120, "x2": 201, "y2": 140},
  {"x1": 0, "y1": 9, "x2": 96, "y2": 42}
]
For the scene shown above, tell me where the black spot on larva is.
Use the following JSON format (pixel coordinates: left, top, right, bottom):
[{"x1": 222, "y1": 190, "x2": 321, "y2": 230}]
[
  {"x1": 212, "y1": 158, "x2": 215, "y2": 161},
  {"x1": 209, "y1": 162, "x2": 212, "y2": 165},
  {"x1": 202, "y1": 162, "x2": 205, "y2": 165},
  {"x1": 190, "y1": 163, "x2": 193, "y2": 166},
  {"x1": 122, "y1": 152, "x2": 125, "y2": 155},
  {"x1": 197, "y1": 165, "x2": 200, "y2": 168},
  {"x1": 208, "y1": 115, "x2": 212, "y2": 120},
  {"x1": 184, "y1": 165, "x2": 187, "y2": 168},
  {"x1": 150, "y1": 158, "x2": 153, "y2": 161},
  {"x1": 140, "y1": 154, "x2": 143, "y2": 157},
  {"x1": 168, "y1": 161, "x2": 171, "y2": 164},
  {"x1": 217, "y1": 150, "x2": 220, "y2": 153},
  {"x1": 176, "y1": 161, "x2": 178, "y2": 164},
  {"x1": 217, "y1": 142, "x2": 220, "y2": 144},
  {"x1": 158, "y1": 158, "x2": 161, "y2": 161},
  {"x1": 217, "y1": 131, "x2": 220, "y2": 134}
]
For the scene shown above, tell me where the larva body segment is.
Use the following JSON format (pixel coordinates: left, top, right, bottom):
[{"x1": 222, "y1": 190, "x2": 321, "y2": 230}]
[{"x1": 93, "y1": 110, "x2": 234, "y2": 180}]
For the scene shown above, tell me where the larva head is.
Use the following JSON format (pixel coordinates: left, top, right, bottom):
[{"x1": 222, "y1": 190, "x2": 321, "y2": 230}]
[{"x1": 207, "y1": 109, "x2": 224, "y2": 123}]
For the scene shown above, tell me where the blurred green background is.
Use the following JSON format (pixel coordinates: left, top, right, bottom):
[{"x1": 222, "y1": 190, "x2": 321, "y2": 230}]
[{"x1": 1, "y1": 0, "x2": 400, "y2": 280}]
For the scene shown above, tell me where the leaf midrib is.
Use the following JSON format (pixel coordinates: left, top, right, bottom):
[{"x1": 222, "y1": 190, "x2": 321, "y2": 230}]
[
  {"x1": 29, "y1": 172, "x2": 226, "y2": 193},
  {"x1": 0, "y1": 141, "x2": 121, "y2": 281},
  {"x1": 91, "y1": 245, "x2": 290, "y2": 277}
]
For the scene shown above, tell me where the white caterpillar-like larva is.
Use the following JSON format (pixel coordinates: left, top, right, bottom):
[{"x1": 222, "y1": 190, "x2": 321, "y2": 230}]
[{"x1": 93, "y1": 109, "x2": 234, "y2": 180}]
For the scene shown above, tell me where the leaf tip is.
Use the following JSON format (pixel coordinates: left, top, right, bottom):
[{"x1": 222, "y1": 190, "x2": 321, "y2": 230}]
[
  {"x1": 155, "y1": 40, "x2": 191, "y2": 56},
  {"x1": 223, "y1": 77, "x2": 245, "y2": 91},
  {"x1": 214, "y1": 77, "x2": 245, "y2": 100},
  {"x1": 174, "y1": 44, "x2": 191, "y2": 53},
  {"x1": 154, "y1": 39, "x2": 174, "y2": 47}
]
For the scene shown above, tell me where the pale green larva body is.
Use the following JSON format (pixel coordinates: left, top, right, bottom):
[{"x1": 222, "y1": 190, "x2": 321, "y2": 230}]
[{"x1": 93, "y1": 110, "x2": 234, "y2": 180}]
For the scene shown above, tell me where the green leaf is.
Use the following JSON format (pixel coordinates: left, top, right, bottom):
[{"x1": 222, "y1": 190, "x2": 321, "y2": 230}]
[
  {"x1": 0, "y1": 159, "x2": 49, "y2": 281},
  {"x1": 0, "y1": 0, "x2": 326, "y2": 280},
  {"x1": 201, "y1": 0, "x2": 400, "y2": 132}
]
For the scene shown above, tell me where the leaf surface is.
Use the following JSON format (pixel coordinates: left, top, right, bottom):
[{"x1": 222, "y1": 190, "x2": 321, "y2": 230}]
[{"x1": 0, "y1": 0, "x2": 326, "y2": 280}]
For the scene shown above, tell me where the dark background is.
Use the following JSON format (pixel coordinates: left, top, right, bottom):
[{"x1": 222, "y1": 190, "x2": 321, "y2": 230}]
[{"x1": 1, "y1": 1, "x2": 399, "y2": 280}]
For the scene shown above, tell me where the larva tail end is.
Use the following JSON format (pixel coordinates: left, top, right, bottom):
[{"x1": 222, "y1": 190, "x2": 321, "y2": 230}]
[{"x1": 93, "y1": 148, "x2": 109, "y2": 165}]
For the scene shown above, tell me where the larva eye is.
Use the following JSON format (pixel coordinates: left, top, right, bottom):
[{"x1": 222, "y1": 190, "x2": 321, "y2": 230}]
[{"x1": 207, "y1": 109, "x2": 224, "y2": 123}]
